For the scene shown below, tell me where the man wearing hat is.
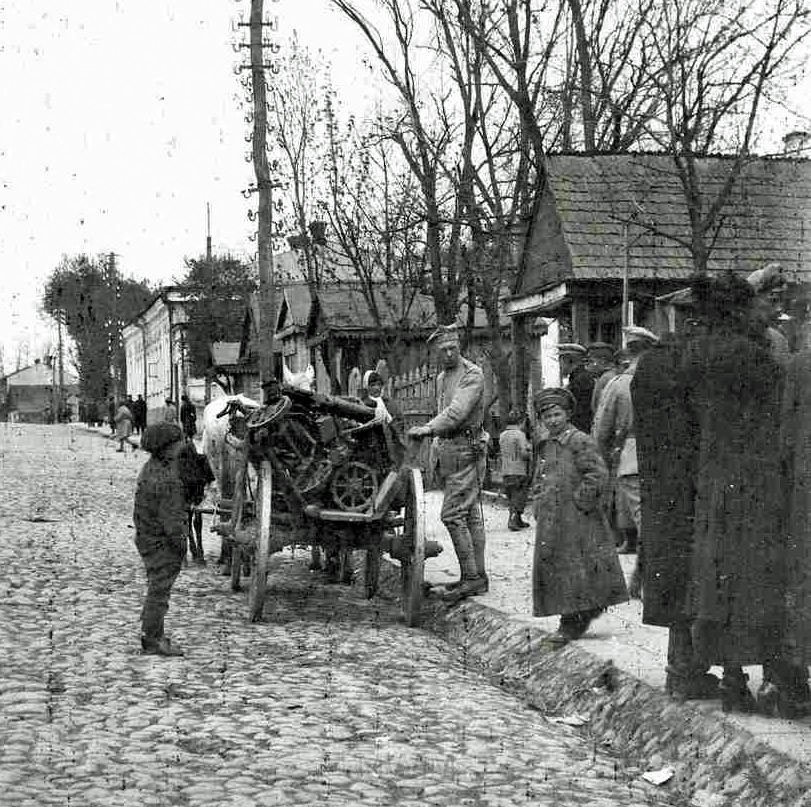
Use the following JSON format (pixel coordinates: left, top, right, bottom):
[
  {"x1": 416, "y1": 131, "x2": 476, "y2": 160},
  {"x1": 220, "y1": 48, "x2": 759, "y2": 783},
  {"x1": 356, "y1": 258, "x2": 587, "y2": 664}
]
[
  {"x1": 592, "y1": 326, "x2": 659, "y2": 558},
  {"x1": 557, "y1": 343, "x2": 596, "y2": 432},
  {"x1": 408, "y1": 324, "x2": 488, "y2": 603},
  {"x1": 133, "y1": 423, "x2": 188, "y2": 656},
  {"x1": 587, "y1": 342, "x2": 618, "y2": 414}
]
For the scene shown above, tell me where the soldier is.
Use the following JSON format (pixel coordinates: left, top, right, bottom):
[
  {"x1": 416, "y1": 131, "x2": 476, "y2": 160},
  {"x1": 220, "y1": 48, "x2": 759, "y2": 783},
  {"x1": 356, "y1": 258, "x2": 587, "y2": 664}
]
[
  {"x1": 408, "y1": 324, "x2": 488, "y2": 604},
  {"x1": 133, "y1": 423, "x2": 187, "y2": 656},
  {"x1": 587, "y1": 342, "x2": 618, "y2": 414}
]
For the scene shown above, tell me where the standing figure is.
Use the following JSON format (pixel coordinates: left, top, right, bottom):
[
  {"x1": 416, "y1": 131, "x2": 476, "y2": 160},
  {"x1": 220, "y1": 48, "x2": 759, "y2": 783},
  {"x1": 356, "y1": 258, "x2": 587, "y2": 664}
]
[
  {"x1": 592, "y1": 327, "x2": 659, "y2": 557},
  {"x1": 499, "y1": 410, "x2": 531, "y2": 531},
  {"x1": 114, "y1": 400, "x2": 136, "y2": 453},
  {"x1": 133, "y1": 423, "x2": 187, "y2": 656},
  {"x1": 134, "y1": 394, "x2": 147, "y2": 434},
  {"x1": 180, "y1": 394, "x2": 197, "y2": 441},
  {"x1": 632, "y1": 330, "x2": 719, "y2": 700},
  {"x1": 108, "y1": 397, "x2": 117, "y2": 435},
  {"x1": 587, "y1": 342, "x2": 618, "y2": 414},
  {"x1": 557, "y1": 343, "x2": 595, "y2": 433},
  {"x1": 531, "y1": 388, "x2": 627, "y2": 643},
  {"x1": 407, "y1": 324, "x2": 488, "y2": 604},
  {"x1": 163, "y1": 398, "x2": 178, "y2": 425},
  {"x1": 177, "y1": 442, "x2": 216, "y2": 565},
  {"x1": 685, "y1": 274, "x2": 790, "y2": 713}
]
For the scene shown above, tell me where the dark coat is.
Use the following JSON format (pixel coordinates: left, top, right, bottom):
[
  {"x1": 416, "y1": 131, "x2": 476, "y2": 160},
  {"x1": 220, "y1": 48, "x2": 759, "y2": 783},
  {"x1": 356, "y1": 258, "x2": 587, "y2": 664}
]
[
  {"x1": 632, "y1": 337, "x2": 699, "y2": 627},
  {"x1": 780, "y1": 351, "x2": 811, "y2": 666},
  {"x1": 177, "y1": 444, "x2": 215, "y2": 507},
  {"x1": 685, "y1": 330, "x2": 787, "y2": 665},
  {"x1": 568, "y1": 367, "x2": 596, "y2": 433},
  {"x1": 530, "y1": 426, "x2": 627, "y2": 617}
]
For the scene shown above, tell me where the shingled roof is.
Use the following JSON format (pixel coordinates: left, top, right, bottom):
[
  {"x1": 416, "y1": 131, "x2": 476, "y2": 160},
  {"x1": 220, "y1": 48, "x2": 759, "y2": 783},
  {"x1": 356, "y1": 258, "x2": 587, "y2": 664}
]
[{"x1": 517, "y1": 153, "x2": 811, "y2": 294}]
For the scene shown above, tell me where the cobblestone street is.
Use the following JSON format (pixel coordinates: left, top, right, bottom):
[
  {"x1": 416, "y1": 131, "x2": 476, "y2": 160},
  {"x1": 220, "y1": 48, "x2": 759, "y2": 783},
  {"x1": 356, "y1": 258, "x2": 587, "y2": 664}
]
[{"x1": 0, "y1": 424, "x2": 684, "y2": 807}]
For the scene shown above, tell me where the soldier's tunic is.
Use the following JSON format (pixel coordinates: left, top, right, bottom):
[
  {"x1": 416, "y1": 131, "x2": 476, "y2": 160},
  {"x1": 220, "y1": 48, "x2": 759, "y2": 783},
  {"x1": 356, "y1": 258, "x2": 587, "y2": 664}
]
[
  {"x1": 426, "y1": 356, "x2": 486, "y2": 579},
  {"x1": 133, "y1": 457, "x2": 188, "y2": 639}
]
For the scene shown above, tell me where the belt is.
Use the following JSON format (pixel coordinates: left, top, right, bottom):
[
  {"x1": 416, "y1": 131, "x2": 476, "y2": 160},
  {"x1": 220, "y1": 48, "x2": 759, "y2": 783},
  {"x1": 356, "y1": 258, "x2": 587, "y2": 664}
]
[{"x1": 439, "y1": 427, "x2": 483, "y2": 444}]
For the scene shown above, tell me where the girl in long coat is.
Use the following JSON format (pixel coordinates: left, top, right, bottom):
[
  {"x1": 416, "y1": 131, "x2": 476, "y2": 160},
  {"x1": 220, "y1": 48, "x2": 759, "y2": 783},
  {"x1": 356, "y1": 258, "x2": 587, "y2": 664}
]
[{"x1": 531, "y1": 388, "x2": 628, "y2": 643}]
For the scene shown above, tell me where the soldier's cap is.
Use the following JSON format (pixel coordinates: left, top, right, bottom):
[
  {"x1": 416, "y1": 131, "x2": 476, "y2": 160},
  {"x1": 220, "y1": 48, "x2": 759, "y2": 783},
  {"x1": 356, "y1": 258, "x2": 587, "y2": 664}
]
[
  {"x1": 427, "y1": 323, "x2": 461, "y2": 348},
  {"x1": 623, "y1": 326, "x2": 659, "y2": 346},
  {"x1": 535, "y1": 387, "x2": 576, "y2": 413},
  {"x1": 556, "y1": 342, "x2": 587, "y2": 357},
  {"x1": 140, "y1": 423, "x2": 183, "y2": 455},
  {"x1": 587, "y1": 341, "x2": 614, "y2": 357}
]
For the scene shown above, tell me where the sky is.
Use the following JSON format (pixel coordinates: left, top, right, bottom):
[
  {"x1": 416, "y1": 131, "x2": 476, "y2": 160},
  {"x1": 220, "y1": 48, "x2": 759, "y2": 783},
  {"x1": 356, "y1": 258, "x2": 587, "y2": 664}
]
[{"x1": 1, "y1": 1, "x2": 809, "y2": 373}]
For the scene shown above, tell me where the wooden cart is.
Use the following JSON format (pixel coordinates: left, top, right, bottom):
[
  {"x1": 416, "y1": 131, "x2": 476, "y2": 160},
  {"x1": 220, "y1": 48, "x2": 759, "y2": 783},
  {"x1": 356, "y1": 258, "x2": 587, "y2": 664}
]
[{"x1": 212, "y1": 386, "x2": 440, "y2": 626}]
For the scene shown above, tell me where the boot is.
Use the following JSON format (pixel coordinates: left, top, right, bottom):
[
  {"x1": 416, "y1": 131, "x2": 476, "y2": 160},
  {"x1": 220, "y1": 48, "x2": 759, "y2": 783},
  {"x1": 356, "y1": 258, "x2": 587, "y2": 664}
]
[
  {"x1": 515, "y1": 513, "x2": 530, "y2": 529},
  {"x1": 469, "y1": 515, "x2": 487, "y2": 581},
  {"x1": 666, "y1": 669, "x2": 720, "y2": 701},
  {"x1": 442, "y1": 575, "x2": 488, "y2": 605},
  {"x1": 507, "y1": 512, "x2": 522, "y2": 531},
  {"x1": 720, "y1": 667, "x2": 756, "y2": 713},
  {"x1": 141, "y1": 635, "x2": 185, "y2": 657}
]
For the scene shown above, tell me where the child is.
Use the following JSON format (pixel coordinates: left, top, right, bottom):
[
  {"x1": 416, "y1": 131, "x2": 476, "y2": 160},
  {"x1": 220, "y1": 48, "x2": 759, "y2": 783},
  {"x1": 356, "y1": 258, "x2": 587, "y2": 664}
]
[
  {"x1": 531, "y1": 387, "x2": 628, "y2": 643},
  {"x1": 499, "y1": 410, "x2": 532, "y2": 530}
]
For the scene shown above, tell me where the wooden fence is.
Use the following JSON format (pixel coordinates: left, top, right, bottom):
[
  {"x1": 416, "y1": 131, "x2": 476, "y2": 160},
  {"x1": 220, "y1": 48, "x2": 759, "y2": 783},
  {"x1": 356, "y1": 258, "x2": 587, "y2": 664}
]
[{"x1": 387, "y1": 364, "x2": 436, "y2": 481}]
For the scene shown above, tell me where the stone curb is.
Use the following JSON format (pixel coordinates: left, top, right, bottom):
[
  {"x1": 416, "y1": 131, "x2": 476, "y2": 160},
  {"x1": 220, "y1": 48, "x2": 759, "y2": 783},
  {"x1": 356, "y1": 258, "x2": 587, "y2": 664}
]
[{"x1": 368, "y1": 557, "x2": 811, "y2": 807}]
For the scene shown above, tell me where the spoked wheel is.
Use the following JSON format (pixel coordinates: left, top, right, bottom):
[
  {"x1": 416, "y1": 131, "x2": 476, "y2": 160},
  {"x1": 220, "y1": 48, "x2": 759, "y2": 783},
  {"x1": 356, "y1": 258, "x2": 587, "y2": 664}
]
[
  {"x1": 400, "y1": 468, "x2": 426, "y2": 627},
  {"x1": 248, "y1": 460, "x2": 273, "y2": 623},
  {"x1": 228, "y1": 450, "x2": 251, "y2": 593},
  {"x1": 364, "y1": 541, "x2": 381, "y2": 599}
]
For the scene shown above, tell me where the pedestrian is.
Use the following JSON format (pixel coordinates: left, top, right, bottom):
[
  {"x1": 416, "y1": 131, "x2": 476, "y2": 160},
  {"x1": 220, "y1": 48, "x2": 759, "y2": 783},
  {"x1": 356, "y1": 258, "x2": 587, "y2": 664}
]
[
  {"x1": 684, "y1": 273, "x2": 791, "y2": 713},
  {"x1": 134, "y1": 394, "x2": 147, "y2": 434},
  {"x1": 180, "y1": 394, "x2": 197, "y2": 441},
  {"x1": 114, "y1": 400, "x2": 136, "y2": 453},
  {"x1": 587, "y1": 342, "x2": 618, "y2": 414},
  {"x1": 362, "y1": 370, "x2": 406, "y2": 447},
  {"x1": 557, "y1": 343, "x2": 595, "y2": 432},
  {"x1": 530, "y1": 387, "x2": 627, "y2": 643},
  {"x1": 177, "y1": 442, "x2": 215, "y2": 565},
  {"x1": 163, "y1": 398, "x2": 178, "y2": 425},
  {"x1": 631, "y1": 329, "x2": 719, "y2": 701},
  {"x1": 777, "y1": 347, "x2": 811, "y2": 718},
  {"x1": 108, "y1": 397, "x2": 117, "y2": 435},
  {"x1": 592, "y1": 327, "x2": 659, "y2": 558},
  {"x1": 133, "y1": 423, "x2": 187, "y2": 657},
  {"x1": 407, "y1": 324, "x2": 488, "y2": 604},
  {"x1": 498, "y1": 410, "x2": 531, "y2": 531}
]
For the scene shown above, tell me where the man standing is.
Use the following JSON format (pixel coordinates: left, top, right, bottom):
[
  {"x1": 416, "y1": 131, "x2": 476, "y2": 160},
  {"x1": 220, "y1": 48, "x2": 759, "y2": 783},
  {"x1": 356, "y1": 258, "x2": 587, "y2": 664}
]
[
  {"x1": 133, "y1": 423, "x2": 187, "y2": 656},
  {"x1": 499, "y1": 411, "x2": 532, "y2": 531},
  {"x1": 133, "y1": 394, "x2": 147, "y2": 434},
  {"x1": 408, "y1": 325, "x2": 488, "y2": 604},
  {"x1": 180, "y1": 394, "x2": 197, "y2": 441},
  {"x1": 587, "y1": 342, "x2": 618, "y2": 414},
  {"x1": 592, "y1": 326, "x2": 659, "y2": 556},
  {"x1": 557, "y1": 343, "x2": 595, "y2": 432}
]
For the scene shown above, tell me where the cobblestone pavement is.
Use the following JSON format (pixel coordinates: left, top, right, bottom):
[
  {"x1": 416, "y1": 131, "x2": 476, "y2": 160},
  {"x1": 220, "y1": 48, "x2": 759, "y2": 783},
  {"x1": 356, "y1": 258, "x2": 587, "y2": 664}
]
[{"x1": 0, "y1": 424, "x2": 683, "y2": 807}]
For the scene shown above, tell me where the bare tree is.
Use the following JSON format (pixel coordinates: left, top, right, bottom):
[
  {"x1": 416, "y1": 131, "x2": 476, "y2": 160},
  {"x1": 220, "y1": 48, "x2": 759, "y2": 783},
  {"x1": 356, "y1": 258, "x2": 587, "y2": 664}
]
[{"x1": 637, "y1": 0, "x2": 810, "y2": 272}]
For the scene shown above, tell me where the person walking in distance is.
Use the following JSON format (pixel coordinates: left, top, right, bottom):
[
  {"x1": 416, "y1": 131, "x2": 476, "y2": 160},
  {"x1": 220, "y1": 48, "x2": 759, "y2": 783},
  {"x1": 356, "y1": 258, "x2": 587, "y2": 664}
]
[
  {"x1": 180, "y1": 394, "x2": 197, "y2": 441},
  {"x1": 407, "y1": 324, "x2": 488, "y2": 604},
  {"x1": 499, "y1": 410, "x2": 532, "y2": 531},
  {"x1": 114, "y1": 399, "x2": 136, "y2": 453},
  {"x1": 133, "y1": 423, "x2": 188, "y2": 656},
  {"x1": 531, "y1": 388, "x2": 627, "y2": 643}
]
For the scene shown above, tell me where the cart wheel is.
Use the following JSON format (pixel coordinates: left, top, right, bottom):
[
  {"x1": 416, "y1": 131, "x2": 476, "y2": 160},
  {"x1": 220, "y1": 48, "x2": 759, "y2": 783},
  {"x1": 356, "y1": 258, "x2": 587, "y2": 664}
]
[
  {"x1": 248, "y1": 460, "x2": 273, "y2": 623},
  {"x1": 230, "y1": 544, "x2": 243, "y2": 592},
  {"x1": 400, "y1": 468, "x2": 426, "y2": 627},
  {"x1": 364, "y1": 541, "x2": 381, "y2": 599}
]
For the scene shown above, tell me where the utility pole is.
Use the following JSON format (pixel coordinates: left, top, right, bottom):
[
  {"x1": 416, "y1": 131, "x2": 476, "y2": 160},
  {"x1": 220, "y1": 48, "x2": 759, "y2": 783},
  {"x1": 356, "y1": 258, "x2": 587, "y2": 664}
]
[{"x1": 250, "y1": 0, "x2": 276, "y2": 391}]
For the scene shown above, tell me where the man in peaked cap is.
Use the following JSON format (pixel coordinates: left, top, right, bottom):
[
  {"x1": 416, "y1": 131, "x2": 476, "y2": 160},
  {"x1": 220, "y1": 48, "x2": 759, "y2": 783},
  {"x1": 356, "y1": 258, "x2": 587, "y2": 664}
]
[
  {"x1": 132, "y1": 422, "x2": 187, "y2": 656},
  {"x1": 408, "y1": 324, "x2": 489, "y2": 604},
  {"x1": 557, "y1": 342, "x2": 595, "y2": 433},
  {"x1": 592, "y1": 326, "x2": 659, "y2": 559},
  {"x1": 587, "y1": 342, "x2": 618, "y2": 414}
]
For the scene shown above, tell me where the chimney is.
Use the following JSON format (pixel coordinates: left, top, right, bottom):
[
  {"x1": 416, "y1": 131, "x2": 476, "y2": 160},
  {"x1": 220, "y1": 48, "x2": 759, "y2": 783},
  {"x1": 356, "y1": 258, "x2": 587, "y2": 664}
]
[{"x1": 782, "y1": 130, "x2": 810, "y2": 156}]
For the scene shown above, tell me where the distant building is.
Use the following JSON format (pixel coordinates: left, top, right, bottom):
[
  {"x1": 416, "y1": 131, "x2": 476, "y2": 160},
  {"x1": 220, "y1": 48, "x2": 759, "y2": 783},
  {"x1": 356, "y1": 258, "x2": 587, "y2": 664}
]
[{"x1": 3, "y1": 358, "x2": 80, "y2": 423}]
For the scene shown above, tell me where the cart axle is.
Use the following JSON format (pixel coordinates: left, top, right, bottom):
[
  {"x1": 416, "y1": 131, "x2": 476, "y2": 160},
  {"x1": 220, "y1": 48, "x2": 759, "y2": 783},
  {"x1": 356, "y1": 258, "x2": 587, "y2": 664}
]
[{"x1": 380, "y1": 533, "x2": 443, "y2": 564}]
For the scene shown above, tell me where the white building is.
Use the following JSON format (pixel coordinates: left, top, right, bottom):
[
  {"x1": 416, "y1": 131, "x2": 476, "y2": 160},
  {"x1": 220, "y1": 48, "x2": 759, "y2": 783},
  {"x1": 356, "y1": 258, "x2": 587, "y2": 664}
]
[{"x1": 123, "y1": 287, "x2": 201, "y2": 424}]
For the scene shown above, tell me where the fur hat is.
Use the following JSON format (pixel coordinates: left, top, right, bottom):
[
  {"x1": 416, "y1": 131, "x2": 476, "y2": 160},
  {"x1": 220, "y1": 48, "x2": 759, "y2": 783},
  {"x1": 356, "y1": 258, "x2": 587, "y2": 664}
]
[
  {"x1": 141, "y1": 423, "x2": 183, "y2": 455},
  {"x1": 534, "y1": 387, "x2": 576, "y2": 413}
]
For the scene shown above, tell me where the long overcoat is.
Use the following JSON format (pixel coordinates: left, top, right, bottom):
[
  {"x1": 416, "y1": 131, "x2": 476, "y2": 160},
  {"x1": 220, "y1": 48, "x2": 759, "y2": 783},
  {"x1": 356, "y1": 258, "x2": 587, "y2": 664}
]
[
  {"x1": 631, "y1": 337, "x2": 699, "y2": 627},
  {"x1": 531, "y1": 426, "x2": 628, "y2": 617},
  {"x1": 779, "y1": 350, "x2": 811, "y2": 666},
  {"x1": 685, "y1": 330, "x2": 787, "y2": 665}
]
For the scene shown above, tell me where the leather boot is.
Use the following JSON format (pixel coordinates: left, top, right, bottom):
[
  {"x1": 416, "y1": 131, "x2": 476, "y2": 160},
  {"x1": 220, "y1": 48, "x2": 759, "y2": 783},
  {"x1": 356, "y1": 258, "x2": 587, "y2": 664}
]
[
  {"x1": 141, "y1": 635, "x2": 184, "y2": 657},
  {"x1": 442, "y1": 575, "x2": 488, "y2": 605},
  {"x1": 507, "y1": 513, "x2": 522, "y2": 531},
  {"x1": 469, "y1": 514, "x2": 487, "y2": 582},
  {"x1": 515, "y1": 513, "x2": 530, "y2": 529}
]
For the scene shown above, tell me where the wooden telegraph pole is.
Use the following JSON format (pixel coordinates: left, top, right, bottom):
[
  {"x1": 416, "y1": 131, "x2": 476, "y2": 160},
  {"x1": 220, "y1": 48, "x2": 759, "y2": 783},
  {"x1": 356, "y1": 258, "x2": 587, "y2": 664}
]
[{"x1": 250, "y1": 0, "x2": 275, "y2": 389}]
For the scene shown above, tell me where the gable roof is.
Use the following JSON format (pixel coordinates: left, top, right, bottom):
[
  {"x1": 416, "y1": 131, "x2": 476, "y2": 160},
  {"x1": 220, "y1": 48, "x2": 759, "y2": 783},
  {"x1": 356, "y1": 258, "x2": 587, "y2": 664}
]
[
  {"x1": 517, "y1": 153, "x2": 811, "y2": 295},
  {"x1": 276, "y1": 283, "x2": 312, "y2": 333},
  {"x1": 5, "y1": 361, "x2": 79, "y2": 387}
]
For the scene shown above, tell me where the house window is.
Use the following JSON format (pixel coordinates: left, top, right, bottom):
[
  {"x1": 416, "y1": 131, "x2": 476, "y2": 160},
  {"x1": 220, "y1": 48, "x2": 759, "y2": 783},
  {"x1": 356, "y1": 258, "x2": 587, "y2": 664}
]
[{"x1": 148, "y1": 363, "x2": 159, "y2": 379}]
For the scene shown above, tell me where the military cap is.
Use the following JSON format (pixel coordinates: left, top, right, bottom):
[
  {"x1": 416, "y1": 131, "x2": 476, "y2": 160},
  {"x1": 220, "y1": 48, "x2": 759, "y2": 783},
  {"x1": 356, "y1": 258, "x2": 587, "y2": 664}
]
[
  {"x1": 623, "y1": 326, "x2": 659, "y2": 346},
  {"x1": 140, "y1": 423, "x2": 183, "y2": 455},
  {"x1": 427, "y1": 323, "x2": 461, "y2": 348},
  {"x1": 587, "y1": 341, "x2": 614, "y2": 357},
  {"x1": 534, "y1": 387, "x2": 576, "y2": 413},
  {"x1": 556, "y1": 343, "x2": 587, "y2": 356}
]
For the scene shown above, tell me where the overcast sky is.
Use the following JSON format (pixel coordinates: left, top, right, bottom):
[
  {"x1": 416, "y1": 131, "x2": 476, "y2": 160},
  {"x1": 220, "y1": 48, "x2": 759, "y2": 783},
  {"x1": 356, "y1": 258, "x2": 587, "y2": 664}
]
[{"x1": 1, "y1": 1, "x2": 809, "y2": 370}]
